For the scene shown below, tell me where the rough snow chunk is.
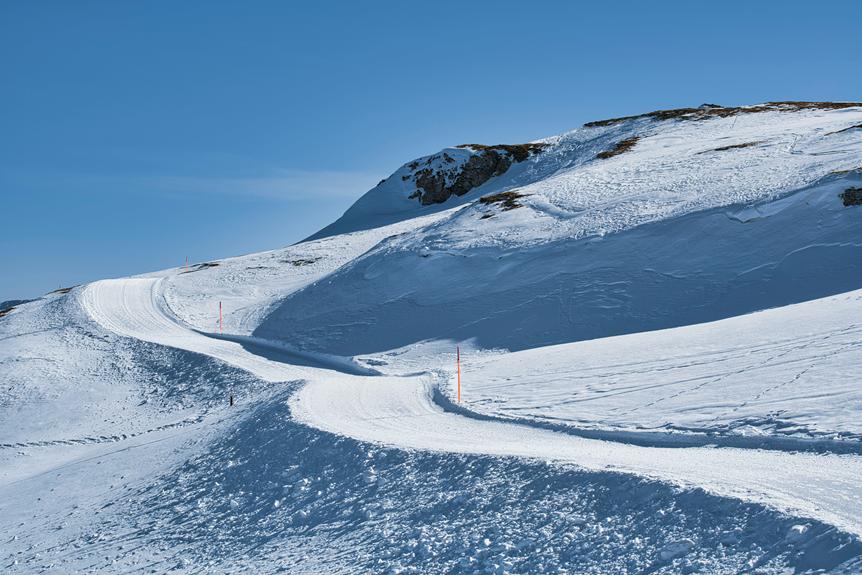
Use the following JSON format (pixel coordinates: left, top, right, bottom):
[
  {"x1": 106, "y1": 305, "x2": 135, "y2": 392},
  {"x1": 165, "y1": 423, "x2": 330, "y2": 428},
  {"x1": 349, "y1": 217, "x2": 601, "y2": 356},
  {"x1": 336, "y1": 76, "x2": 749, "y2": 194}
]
[
  {"x1": 785, "y1": 524, "x2": 810, "y2": 542},
  {"x1": 659, "y1": 539, "x2": 695, "y2": 561}
]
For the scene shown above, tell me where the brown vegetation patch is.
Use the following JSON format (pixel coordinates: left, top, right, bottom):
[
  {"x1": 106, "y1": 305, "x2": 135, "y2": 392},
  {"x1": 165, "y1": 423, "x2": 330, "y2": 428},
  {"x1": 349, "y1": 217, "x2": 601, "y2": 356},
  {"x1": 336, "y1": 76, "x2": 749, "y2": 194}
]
[
  {"x1": 479, "y1": 191, "x2": 527, "y2": 211},
  {"x1": 585, "y1": 102, "x2": 862, "y2": 128},
  {"x1": 0, "y1": 306, "x2": 14, "y2": 319},
  {"x1": 596, "y1": 136, "x2": 640, "y2": 159},
  {"x1": 50, "y1": 286, "x2": 74, "y2": 294},
  {"x1": 841, "y1": 188, "x2": 862, "y2": 206}
]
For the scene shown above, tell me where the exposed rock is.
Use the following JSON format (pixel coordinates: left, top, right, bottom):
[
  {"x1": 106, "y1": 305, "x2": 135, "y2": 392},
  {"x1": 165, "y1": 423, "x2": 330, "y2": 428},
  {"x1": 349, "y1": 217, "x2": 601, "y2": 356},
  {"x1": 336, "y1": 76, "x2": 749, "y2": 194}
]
[
  {"x1": 840, "y1": 187, "x2": 862, "y2": 206},
  {"x1": 407, "y1": 144, "x2": 547, "y2": 206},
  {"x1": 414, "y1": 151, "x2": 510, "y2": 205},
  {"x1": 479, "y1": 191, "x2": 527, "y2": 211},
  {"x1": 454, "y1": 143, "x2": 548, "y2": 162}
]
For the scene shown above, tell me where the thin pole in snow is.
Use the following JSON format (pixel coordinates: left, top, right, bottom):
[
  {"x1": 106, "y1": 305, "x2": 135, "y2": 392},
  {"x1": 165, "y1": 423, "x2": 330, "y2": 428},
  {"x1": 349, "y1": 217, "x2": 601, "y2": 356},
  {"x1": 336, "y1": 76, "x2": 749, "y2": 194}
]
[
  {"x1": 219, "y1": 301, "x2": 223, "y2": 333},
  {"x1": 457, "y1": 346, "x2": 461, "y2": 403}
]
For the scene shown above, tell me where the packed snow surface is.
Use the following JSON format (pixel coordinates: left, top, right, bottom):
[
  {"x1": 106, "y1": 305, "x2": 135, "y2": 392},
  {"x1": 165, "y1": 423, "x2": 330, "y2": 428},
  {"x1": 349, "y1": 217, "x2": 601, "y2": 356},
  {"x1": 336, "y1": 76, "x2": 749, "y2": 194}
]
[
  {"x1": 80, "y1": 276, "x2": 862, "y2": 539},
  {"x1": 3, "y1": 103, "x2": 862, "y2": 573},
  {"x1": 448, "y1": 289, "x2": 862, "y2": 447}
]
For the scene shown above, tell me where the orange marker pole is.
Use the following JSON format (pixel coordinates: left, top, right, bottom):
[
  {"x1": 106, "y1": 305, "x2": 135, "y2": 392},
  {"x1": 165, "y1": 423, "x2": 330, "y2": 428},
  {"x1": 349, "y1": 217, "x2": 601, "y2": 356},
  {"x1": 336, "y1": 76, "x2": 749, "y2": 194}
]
[
  {"x1": 219, "y1": 301, "x2": 223, "y2": 333},
  {"x1": 457, "y1": 346, "x2": 461, "y2": 403}
]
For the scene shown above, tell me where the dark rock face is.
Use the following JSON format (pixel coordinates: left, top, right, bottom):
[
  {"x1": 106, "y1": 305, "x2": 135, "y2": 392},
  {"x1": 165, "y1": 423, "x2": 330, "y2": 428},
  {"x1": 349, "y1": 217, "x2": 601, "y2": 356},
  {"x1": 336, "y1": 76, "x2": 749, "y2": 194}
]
[
  {"x1": 841, "y1": 188, "x2": 862, "y2": 206},
  {"x1": 407, "y1": 144, "x2": 547, "y2": 206},
  {"x1": 414, "y1": 151, "x2": 512, "y2": 205}
]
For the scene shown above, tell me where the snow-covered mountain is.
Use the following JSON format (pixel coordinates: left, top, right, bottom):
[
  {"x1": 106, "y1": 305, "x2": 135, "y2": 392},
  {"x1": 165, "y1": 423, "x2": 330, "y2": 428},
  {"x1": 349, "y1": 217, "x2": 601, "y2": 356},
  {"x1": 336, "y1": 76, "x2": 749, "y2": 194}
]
[
  {"x1": 256, "y1": 102, "x2": 862, "y2": 354},
  {"x1": 3, "y1": 102, "x2": 862, "y2": 574}
]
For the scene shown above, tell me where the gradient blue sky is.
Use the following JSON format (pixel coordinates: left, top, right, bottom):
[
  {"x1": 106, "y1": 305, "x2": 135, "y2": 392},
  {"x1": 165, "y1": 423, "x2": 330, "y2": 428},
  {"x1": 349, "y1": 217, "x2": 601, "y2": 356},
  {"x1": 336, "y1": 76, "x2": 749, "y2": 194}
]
[{"x1": 2, "y1": 0, "x2": 861, "y2": 301}]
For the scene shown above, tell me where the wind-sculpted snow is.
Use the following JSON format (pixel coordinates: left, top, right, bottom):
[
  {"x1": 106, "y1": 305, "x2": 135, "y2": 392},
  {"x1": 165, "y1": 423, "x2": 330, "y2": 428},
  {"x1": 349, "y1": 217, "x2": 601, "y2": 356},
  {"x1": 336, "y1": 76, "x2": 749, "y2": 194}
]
[
  {"x1": 255, "y1": 171, "x2": 862, "y2": 354},
  {"x1": 254, "y1": 107, "x2": 862, "y2": 355},
  {"x1": 315, "y1": 105, "x2": 862, "y2": 246}
]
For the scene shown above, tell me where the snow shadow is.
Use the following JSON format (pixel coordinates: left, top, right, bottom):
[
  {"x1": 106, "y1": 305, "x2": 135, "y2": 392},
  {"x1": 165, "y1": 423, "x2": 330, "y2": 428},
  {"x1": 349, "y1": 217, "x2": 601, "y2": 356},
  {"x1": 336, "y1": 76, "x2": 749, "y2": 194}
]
[
  {"x1": 255, "y1": 180, "x2": 862, "y2": 356},
  {"x1": 202, "y1": 331, "x2": 380, "y2": 376},
  {"x1": 119, "y1": 392, "x2": 862, "y2": 574}
]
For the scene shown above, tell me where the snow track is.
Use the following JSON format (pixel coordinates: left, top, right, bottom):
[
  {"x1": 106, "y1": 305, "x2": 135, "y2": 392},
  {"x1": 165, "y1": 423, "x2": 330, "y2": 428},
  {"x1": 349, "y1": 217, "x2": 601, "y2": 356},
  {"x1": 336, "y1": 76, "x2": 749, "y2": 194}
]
[{"x1": 83, "y1": 277, "x2": 862, "y2": 537}]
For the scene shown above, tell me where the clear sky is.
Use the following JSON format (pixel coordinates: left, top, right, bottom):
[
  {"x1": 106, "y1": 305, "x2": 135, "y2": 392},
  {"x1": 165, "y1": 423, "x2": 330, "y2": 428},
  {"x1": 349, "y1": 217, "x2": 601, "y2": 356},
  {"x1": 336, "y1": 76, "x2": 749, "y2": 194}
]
[{"x1": 2, "y1": 0, "x2": 861, "y2": 301}]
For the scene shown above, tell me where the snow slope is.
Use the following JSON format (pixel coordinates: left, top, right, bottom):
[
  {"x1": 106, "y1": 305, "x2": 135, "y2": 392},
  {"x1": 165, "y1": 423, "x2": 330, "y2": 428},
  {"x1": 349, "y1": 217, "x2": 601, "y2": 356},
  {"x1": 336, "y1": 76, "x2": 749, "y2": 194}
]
[
  {"x1": 255, "y1": 106, "x2": 862, "y2": 355},
  {"x1": 157, "y1": 209, "x2": 455, "y2": 335},
  {"x1": 3, "y1": 102, "x2": 862, "y2": 573},
  {"x1": 79, "y1": 277, "x2": 862, "y2": 538},
  {"x1": 445, "y1": 288, "x2": 862, "y2": 448},
  {"x1": 7, "y1": 282, "x2": 860, "y2": 573}
]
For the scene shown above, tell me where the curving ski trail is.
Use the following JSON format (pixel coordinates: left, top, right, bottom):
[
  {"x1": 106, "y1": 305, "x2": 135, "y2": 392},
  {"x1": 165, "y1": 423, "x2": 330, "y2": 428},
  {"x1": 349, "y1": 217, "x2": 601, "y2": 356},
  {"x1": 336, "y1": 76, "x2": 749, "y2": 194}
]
[{"x1": 82, "y1": 277, "x2": 862, "y2": 537}]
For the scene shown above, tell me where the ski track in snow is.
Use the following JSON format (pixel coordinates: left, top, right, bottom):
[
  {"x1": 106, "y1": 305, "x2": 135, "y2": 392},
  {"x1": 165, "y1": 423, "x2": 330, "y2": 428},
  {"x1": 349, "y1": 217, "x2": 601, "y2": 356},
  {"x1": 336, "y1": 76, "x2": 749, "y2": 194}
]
[
  {"x1": 0, "y1": 415, "x2": 205, "y2": 450},
  {"x1": 82, "y1": 277, "x2": 862, "y2": 538},
  {"x1": 6, "y1": 105, "x2": 862, "y2": 572},
  {"x1": 448, "y1": 289, "x2": 862, "y2": 450}
]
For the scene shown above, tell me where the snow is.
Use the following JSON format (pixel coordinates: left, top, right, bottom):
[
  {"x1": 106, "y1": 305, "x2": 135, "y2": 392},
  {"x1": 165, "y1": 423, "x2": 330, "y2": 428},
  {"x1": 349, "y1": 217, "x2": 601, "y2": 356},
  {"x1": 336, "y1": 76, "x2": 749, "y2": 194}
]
[
  {"x1": 80, "y1": 277, "x2": 862, "y2": 539},
  {"x1": 156, "y1": 209, "x2": 456, "y2": 335},
  {"x1": 3, "y1": 103, "x2": 862, "y2": 573},
  {"x1": 254, "y1": 162, "x2": 862, "y2": 356},
  {"x1": 445, "y1": 288, "x2": 862, "y2": 447},
  {"x1": 319, "y1": 106, "x2": 862, "y2": 249}
]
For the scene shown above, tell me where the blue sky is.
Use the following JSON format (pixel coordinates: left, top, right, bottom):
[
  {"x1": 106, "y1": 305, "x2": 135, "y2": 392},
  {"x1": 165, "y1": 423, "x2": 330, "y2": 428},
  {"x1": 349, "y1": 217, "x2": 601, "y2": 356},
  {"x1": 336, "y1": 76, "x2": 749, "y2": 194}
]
[{"x1": 2, "y1": 0, "x2": 861, "y2": 301}]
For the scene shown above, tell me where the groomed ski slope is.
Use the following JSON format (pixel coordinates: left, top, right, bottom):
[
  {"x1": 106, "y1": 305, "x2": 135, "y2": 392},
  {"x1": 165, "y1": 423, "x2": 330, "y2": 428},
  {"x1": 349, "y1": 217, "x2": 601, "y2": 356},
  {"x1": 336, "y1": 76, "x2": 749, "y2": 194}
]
[
  {"x1": 8, "y1": 286, "x2": 860, "y2": 573},
  {"x1": 82, "y1": 277, "x2": 862, "y2": 538}
]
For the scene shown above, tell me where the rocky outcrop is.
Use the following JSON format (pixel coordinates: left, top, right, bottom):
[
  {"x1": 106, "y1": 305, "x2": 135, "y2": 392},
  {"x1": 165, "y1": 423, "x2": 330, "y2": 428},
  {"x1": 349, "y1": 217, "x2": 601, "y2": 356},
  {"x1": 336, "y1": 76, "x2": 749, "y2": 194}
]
[
  {"x1": 478, "y1": 191, "x2": 527, "y2": 218},
  {"x1": 405, "y1": 144, "x2": 547, "y2": 206}
]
